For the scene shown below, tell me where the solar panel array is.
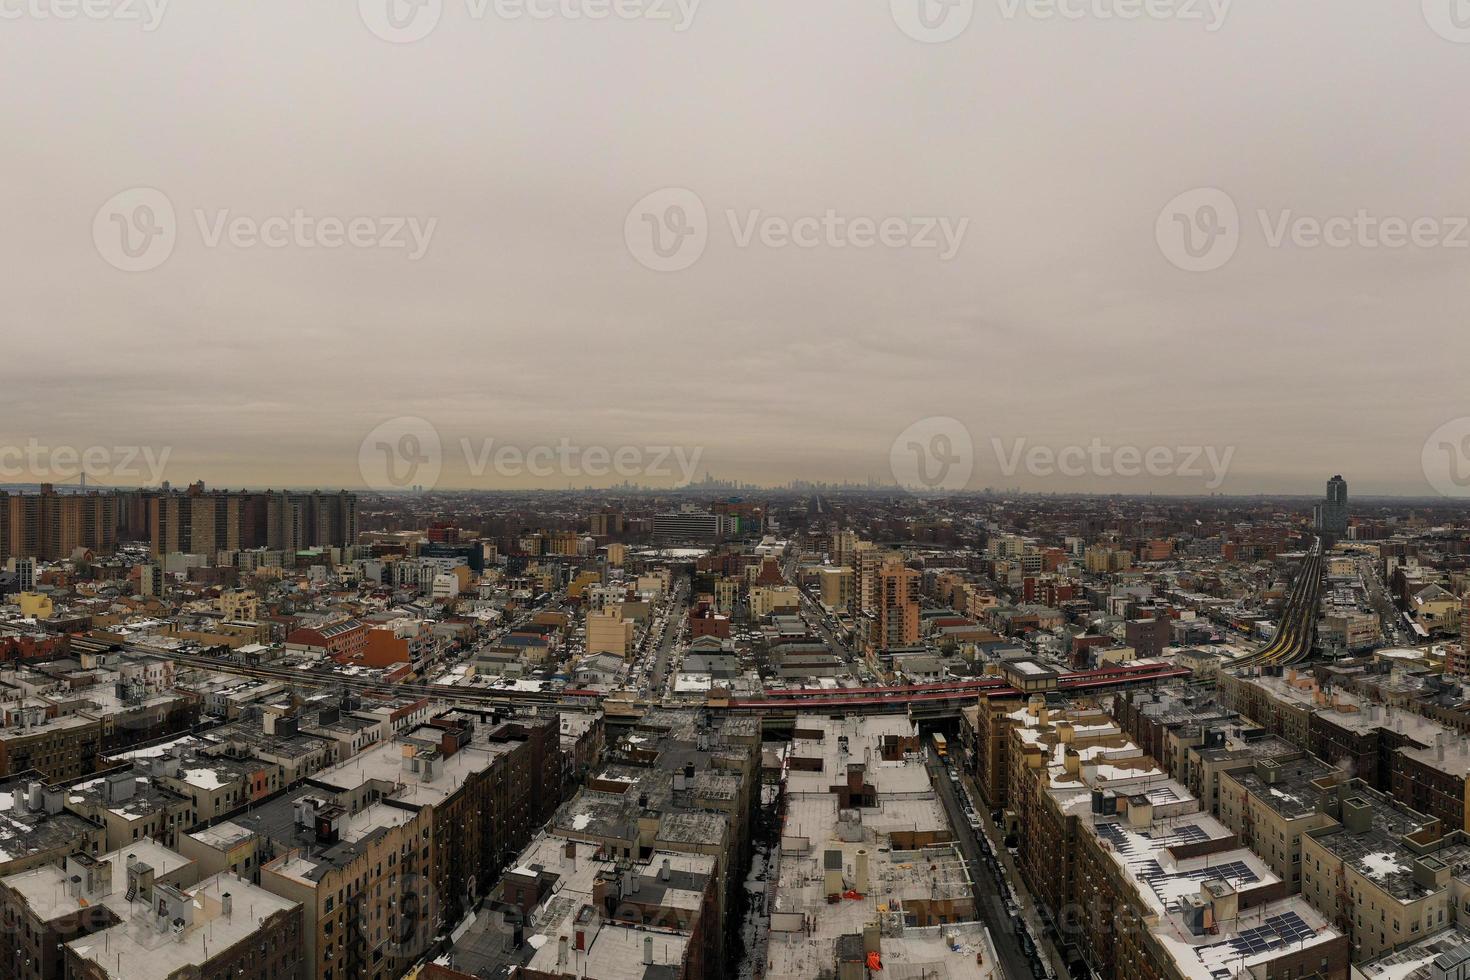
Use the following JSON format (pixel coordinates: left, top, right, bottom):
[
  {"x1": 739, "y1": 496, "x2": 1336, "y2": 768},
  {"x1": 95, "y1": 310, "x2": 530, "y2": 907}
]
[
  {"x1": 1226, "y1": 912, "x2": 1317, "y2": 958},
  {"x1": 1155, "y1": 824, "x2": 1210, "y2": 847},
  {"x1": 1264, "y1": 911, "x2": 1318, "y2": 945},
  {"x1": 1140, "y1": 860, "x2": 1260, "y2": 908},
  {"x1": 1094, "y1": 820, "x2": 1209, "y2": 856},
  {"x1": 1193, "y1": 910, "x2": 1320, "y2": 980}
]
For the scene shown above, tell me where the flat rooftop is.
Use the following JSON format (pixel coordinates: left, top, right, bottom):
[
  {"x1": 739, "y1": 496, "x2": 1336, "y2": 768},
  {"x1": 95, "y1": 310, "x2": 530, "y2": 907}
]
[
  {"x1": 1356, "y1": 926, "x2": 1470, "y2": 980},
  {"x1": 1307, "y1": 794, "x2": 1451, "y2": 902},
  {"x1": 187, "y1": 820, "x2": 255, "y2": 852},
  {"x1": 1, "y1": 839, "x2": 192, "y2": 923},
  {"x1": 451, "y1": 834, "x2": 712, "y2": 980},
  {"x1": 767, "y1": 713, "x2": 988, "y2": 980},
  {"x1": 237, "y1": 788, "x2": 419, "y2": 883},
  {"x1": 64, "y1": 770, "x2": 188, "y2": 823},
  {"x1": 1230, "y1": 758, "x2": 1340, "y2": 821},
  {"x1": 310, "y1": 725, "x2": 522, "y2": 808},
  {"x1": 0, "y1": 788, "x2": 103, "y2": 869},
  {"x1": 767, "y1": 921, "x2": 999, "y2": 980},
  {"x1": 64, "y1": 872, "x2": 298, "y2": 980}
]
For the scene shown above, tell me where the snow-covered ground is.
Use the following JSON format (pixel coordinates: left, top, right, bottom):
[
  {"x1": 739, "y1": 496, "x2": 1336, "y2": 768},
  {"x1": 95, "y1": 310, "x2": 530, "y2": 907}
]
[{"x1": 736, "y1": 842, "x2": 773, "y2": 980}]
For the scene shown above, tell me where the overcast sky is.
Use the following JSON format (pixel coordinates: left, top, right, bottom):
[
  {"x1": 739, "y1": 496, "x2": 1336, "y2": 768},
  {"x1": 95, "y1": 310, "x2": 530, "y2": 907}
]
[{"x1": 3, "y1": 1, "x2": 1468, "y2": 495}]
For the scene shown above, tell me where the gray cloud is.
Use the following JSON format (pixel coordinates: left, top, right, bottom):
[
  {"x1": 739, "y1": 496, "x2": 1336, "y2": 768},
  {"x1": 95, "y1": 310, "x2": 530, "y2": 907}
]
[{"x1": 1, "y1": 0, "x2": 1467, "y2": 493}]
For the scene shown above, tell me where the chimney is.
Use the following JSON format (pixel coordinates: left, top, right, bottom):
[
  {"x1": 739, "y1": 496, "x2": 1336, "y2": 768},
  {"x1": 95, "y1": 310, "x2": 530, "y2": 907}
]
[
  {"x1": 659, "y1": 858, "x2": 671, "y2": 882},
  {"x1": 643, "y1": 936, "x2": 654, "y2": 966},
  {"x1": 221, "y1": 892, "x2": 233, "y2": 919},
  {"x1": 558, "y1": 937, "x2": 568, "y2": 967},
  {"x1": 1413, "y1": 856, "x2": 1450, "y2": 891},
  {"x1": 855, "y1": 849, "x2": 871, "y2": 892},
  {"x1": 106, "y1": 772, "x2": 136, "y2": 805},
  {"x1": 1343, "y1": 797, "x2": 1372, "y2": 833}
]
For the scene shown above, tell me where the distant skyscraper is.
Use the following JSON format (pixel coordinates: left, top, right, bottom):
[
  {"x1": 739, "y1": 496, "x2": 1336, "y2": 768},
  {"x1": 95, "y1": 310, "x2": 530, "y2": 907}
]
[{"x1": 1316, "y1": 475, "x2": 1348, "y2": 536}]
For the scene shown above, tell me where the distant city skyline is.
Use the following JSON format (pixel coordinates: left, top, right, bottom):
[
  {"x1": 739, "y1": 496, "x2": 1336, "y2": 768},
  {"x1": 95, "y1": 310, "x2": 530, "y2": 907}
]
[{"x1": 0, "y1": 465, "x2": 1457, "y2": 502}]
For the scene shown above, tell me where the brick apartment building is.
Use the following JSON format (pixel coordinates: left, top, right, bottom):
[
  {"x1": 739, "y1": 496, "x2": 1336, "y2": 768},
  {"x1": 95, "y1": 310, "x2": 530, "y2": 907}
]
[
  {"x1": 0, "y1": 488, "x2": 119, "y2": 562},
  {"x1": 1124, "y1": 614, "x2": 1172, "y2": 659},
  {"x1": 308, "y1": 710, "x2": 565, "y2": 930},
  {"x1": 286, "y1": 619, "x2": 369, "y2": 662}
]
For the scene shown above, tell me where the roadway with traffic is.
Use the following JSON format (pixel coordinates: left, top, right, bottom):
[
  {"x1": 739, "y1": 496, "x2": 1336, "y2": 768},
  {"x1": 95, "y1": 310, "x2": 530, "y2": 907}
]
[
  {"x1": 650, "y1": 583, "x2": 689, "y2": 692},
  {"x1": 925, "y1": 744, "x2": 1055, "y2": 980}
]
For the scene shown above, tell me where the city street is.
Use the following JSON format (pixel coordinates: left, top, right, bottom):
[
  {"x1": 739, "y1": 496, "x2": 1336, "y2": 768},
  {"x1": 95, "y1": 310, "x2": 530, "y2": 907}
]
[
  {"x1": 925, "y1": 746, "x2": 1054, "y2": 980},
  {"x1": 1359, "y1": 558, "x2": 1414, "y2": 647},
  {"x1": 650, "y1": 585, "x2": 689, "y2": 690},
  {"x1": 797, "y1": 588, "x2": 853, "y2": 662}
]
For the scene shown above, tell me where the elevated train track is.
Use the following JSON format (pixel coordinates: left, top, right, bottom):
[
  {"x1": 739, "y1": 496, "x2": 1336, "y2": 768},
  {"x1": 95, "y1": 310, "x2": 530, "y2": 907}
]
[
  {"x1": 156, "y1": 647, "x2": 1193, "y2": 721},
  {"x1": 1232, "y1": 538, "x2": 1325, "y2": 670}
]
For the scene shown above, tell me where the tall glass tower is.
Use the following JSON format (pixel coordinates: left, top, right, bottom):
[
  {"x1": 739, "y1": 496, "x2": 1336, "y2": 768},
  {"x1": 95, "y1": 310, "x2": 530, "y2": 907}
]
[{"x1": 1319, "y1": 475, "x2": 1348, "y2": 535}]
